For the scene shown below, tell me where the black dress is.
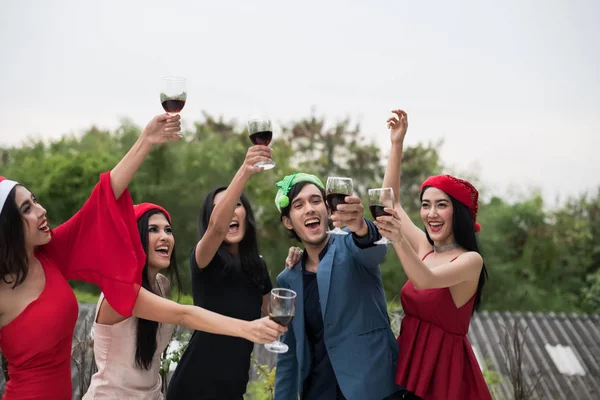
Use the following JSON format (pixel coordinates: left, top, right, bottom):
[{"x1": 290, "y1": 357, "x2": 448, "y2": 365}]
[{"x1": 167, "y1": 246, "x2": 272, "y2": 400}]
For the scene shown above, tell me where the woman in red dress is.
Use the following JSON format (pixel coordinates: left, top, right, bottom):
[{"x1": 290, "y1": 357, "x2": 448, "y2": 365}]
[
  {"x1": 0, "y1": 114, "x2": 285, "y2": 400},
  {"x1": 374, "y1": 110, "x2": 491, "y2": 400}
]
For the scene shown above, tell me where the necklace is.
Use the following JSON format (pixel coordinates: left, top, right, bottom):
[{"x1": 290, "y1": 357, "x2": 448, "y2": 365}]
[{"x1": 433, "y1": 243, "x2": 460, "y2": 253}]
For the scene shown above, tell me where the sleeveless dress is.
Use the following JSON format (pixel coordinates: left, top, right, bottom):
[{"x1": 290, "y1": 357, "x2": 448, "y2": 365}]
[
  {"x1": 395, "y1": 251, "x2": 492, "y2": 400},
  {"x1": 84, "y1": 276, "x2": 174, "y2": 399},
  {"x1": 166, "y1": 250, "x2": 272, "y2": 400},
  {"x1": 0, "y1": 172, "x2": 145, "y2": 400}
]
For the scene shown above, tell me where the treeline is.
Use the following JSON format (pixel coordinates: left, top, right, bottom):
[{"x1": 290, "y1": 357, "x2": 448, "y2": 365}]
[{"x1": 2, "y1": 113, "x2": 598, "y2": 313}]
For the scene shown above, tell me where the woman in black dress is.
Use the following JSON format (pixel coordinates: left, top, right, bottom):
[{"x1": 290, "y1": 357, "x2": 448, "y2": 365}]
[{"x1": 167, "y1": 144, "x2": 275, "y2": 400}]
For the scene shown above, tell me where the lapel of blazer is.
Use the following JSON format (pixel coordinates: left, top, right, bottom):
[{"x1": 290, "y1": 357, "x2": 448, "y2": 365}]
[
  {"x1": 286, "y1": 264, "x2": 306, "y2": 372},
  {"x1": 317, "y1": 239, "x2": 337, "y2": 320}
]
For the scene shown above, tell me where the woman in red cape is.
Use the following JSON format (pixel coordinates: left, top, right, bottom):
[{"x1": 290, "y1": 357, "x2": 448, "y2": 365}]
[
  {"x1": 373, "y1": 110, "x2": 491, "y2": 400},
  {"x1": 0, "y1": 114, "x2": 285, "y2": 400}
]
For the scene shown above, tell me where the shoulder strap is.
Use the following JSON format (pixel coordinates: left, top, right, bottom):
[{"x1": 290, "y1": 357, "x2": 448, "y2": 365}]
[
  {"x1": 421, "y1": 250, "x2": 434, "y2": 261},
  {"x1": 155, "y1": 274, "x2": 169, "y2": 298}
]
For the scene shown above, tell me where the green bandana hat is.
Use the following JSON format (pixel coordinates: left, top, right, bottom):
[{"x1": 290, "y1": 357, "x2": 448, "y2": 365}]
[{"x1": 275, "y1": 172, "x2": 325, "y2": 212}]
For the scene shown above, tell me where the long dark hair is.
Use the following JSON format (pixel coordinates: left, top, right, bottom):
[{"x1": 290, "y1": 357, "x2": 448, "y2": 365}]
[
  {"x1": 135, "y1": 209, "x2": 182, "y2": 370},
  {"x1": 198, "y1": 186, "x2": 269, "y2": 292},
  {"x1": 0, "y1": 186, "x2": 28, "y2": 289},
  {"x1": 421, "y1": 188, "x2": 488, "y2": 313}
]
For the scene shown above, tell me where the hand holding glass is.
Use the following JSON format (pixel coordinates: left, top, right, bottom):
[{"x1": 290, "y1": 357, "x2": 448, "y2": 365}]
[
  {"x1": 247, "y1": 118, "x2": 275, "y2": 170},
  {"x1": 368, "y1": 187, "x2": 395, "y2": 245},
  {"x1": 326, "y1": 177, "x2": 354, "y2": 235}
]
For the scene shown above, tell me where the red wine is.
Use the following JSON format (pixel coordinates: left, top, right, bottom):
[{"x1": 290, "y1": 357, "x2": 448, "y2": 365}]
[
  {"x1": 249, "y1": 130, "x2": 273, "y2": 146},
  {"x1": 369, "y1": 205, "x2": 390, "y2": 219},
  {"x1": 270, "y1": 314, "x2": 294, "y2": 327},
  {"x1": 326, "y1": 193, "x2": 347, "y2": 212},
  {"x1": 161, "y1": 99, "x2": 185, "y2": 113}
]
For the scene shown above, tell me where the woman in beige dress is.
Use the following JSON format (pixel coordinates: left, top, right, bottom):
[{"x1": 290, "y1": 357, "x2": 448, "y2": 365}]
[{"x1": 84, "y1": 146, "x2": 286, "y2": 400}]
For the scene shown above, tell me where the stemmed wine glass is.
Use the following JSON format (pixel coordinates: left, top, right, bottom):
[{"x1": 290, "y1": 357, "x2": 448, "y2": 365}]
[
  {"x1": 160, "y1": 77, "x2": 187, "y2": 115},
  {"x1": 247, "y1": 118, "x2": 275, "y2": 170},
  {"x1": 326, "y1": 177, "x2": 353, "y2": 235},
  {"x1": 368, "y1": 187, "x2": 395, "y2": 245},
  {"x1": 265, "y1": 288, "x2": 296, "y2": 353}
]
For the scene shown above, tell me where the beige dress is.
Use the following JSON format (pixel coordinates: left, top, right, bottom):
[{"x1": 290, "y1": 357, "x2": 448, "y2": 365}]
[{"x1": 83, "y1": 275, "x2": 174, "y2": 400}]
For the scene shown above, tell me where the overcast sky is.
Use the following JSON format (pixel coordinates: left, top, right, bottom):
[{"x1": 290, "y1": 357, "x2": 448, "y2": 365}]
[{"x1": 1, "y1": 0, "x2": 598, "y2": 204}]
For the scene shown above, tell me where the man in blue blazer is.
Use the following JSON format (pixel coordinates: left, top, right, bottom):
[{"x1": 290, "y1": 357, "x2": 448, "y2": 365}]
[{"x1": 272, "y1": 172, "x2": 401, "y2": 400}]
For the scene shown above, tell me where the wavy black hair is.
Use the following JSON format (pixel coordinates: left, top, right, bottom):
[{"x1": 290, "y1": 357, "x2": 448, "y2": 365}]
[
  {"x1": 421, "y1": 188, "x2": 488, "y2": 313},
  {"x1": 135, "y1": 209, "x2": 182, "y2": 370}
]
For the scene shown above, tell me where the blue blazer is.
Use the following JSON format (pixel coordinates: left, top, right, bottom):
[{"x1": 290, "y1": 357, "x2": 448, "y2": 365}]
[{"x1": 273, "y1": 224, "x2": 400, "y2": 400}]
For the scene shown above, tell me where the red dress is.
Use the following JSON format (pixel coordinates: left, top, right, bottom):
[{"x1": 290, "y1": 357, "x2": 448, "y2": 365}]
[
  {"x1": 395, "y1": 251, "x2": 492, "y2": 400},
  {"x1": 0, "y1": 172, "x2": 145, "y2": 400}
]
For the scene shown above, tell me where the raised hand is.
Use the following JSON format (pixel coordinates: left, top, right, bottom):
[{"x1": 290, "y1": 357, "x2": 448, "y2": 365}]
[
  {"x1": 141, "y1": 113, "x2": 182, "y2": 145},
  {"x1": 243, "y1": 145, "x2": 273, "y2": 175},
  {"x1": 387, "y1": 109, "x2": 408, "y2": 145},
  {"x1": 330, "y1": 195, "x2": 368, "y2": 235}
]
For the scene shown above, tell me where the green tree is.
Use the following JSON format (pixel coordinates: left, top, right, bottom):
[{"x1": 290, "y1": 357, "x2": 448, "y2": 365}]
[{"x1": 2, "y1": 113, "x2": 598, "y2": 314}]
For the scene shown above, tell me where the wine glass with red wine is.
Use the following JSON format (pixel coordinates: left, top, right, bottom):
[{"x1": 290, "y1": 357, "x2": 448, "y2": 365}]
[
  {"x1": 265, "y1": 288, "x2": 296, "y2": 353},
  {"x1": 368, "y1": 187, "x2": 395, "y2": 245},
  {"x1": 160, "y1": 77, "x2": 187, "y2": 115},
  {"x1": 247, "y1": 118, "x2": 275, "y2": 170},
  {"x1": 326, "y1": 177, "x2": 353, "y2": 235}
]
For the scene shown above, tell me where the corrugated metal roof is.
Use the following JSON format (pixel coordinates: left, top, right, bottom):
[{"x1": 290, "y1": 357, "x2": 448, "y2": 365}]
[{"x1": 467, "y1": 311, "x2": 600, "y2": 400}]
